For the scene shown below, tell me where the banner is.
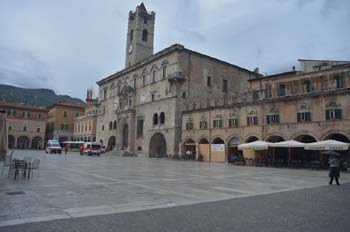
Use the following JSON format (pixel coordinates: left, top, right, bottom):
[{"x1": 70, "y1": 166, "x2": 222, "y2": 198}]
[{"x1": 211, "y1": 144, "x2": 225, "y2": 152}]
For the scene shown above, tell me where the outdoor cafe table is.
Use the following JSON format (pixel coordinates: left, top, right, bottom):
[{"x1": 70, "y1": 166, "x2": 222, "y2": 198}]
[{"x1": 11, "y1": 159, "x2": 31, "y2": 180}]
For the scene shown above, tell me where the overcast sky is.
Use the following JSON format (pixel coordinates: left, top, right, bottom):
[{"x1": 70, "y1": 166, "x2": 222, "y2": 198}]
[{"x1": 0, "y1": 0, "x2": 349, "y2": 100}]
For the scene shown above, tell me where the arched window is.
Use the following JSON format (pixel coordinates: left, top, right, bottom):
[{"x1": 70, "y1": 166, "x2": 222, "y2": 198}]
[
  {"x1": 142, "y1": 29, "x2": 148, "y2": 41},
  {"x1": 160, "y1": 112, "x2": 165, "y2": 124},
  {"x1": 113, "y1": 120, "x2": 117, "y2": 130},
  {"x1": 153, "y1": 113, "x2": 158, "y2": 125},
  {"x1": 109, "y1": 121, "x2": 113, "y2": 130},
  {"x1": 130, "y1": 29, "x2": 133, "y2": 41},
  {"x1": 152, "y1": 70, "x2": 156, "y2": 83}
]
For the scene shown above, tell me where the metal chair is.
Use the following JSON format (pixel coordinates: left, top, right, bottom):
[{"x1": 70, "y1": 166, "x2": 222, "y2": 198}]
[
  {"x1": 29, "y1": 159, "x2": 40, "y2": 178},
  {"x1": 1, "y1": 151, "x2": 13, "y2": 176}
]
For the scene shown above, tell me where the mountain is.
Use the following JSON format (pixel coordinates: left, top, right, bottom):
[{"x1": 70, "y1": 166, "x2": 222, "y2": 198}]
[{"x1": 0, "y1": 84, "x2": 85, "y2": 108}]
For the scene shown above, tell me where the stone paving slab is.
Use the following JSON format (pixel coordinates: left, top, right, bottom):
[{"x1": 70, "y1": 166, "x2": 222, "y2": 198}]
[{"x1": 1, "y1": 149, "x2": 349, "y2": 227}]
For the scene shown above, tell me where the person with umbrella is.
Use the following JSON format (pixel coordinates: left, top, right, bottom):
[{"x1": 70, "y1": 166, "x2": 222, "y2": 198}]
[{"x1": 323, "y1": 151, "x2": 341, "y2": 185}]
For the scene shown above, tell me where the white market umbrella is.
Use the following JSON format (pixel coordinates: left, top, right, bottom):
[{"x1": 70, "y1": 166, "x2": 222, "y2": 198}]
[
  {"x1": 0, "y1": 112, "x2": 8, "y2": 160},
  {"x1": 304, "y1": 140, "x2": 349, "y2": 151},
  {"x1": 238, "y1": 140, "x2": 270, "y2": 150},
  {"x1": 269, "y1": 140, "x2": 305, "y2": 148}
]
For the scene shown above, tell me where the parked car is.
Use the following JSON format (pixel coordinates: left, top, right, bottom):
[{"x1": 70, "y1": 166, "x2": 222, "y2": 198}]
[
  {"x1": 46, "y1": 140, "x2": 62, "y2": 154},
  {"x1": 83, "y1": 142, "x2": 102, "y2": 156},
  {"x1": 101, "y1": 145, "x2": 106, "y2": 153}
]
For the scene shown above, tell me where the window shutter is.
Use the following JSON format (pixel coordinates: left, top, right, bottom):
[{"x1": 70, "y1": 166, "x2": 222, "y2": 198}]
[
  {"x1": 266, "y1": 116, "x2": 270, "y2": 124},
  {"x1": 213, "y1": 120, "x2": 216, "y2": 128},
  {"x1": 297, "y1": 113, "x2": 301, "y2": 122},
  {"x1": 229, "y1": 119, "x2": 232, "y2": 127},
  {"x1": 335, "y1": 109, "x2": 342, "y2": 119},
  {"x1": 325, "y1": 110, "x2": 330, "y2": 120},
  {"x1": 276, "y1": 115, "x2": 280, "y2": 123},
  {"x1": 234, "y1": 119, "x2": 238, "y2": 127},
  {"x1": 254, "y1": 116, "x2": 258, "y2": 125},
  {"x1": 306, "y1": 112, "x2": 311, "y2": 121},
  {"x1": 204, "y1": 121, "x2": 207, "y2": 128},
  {"x1": 247, "y1": 117, "x2": 250, "y2": 126},
  {"x1": 219, "y1": 120, "x2": 223, "y2": 128}
]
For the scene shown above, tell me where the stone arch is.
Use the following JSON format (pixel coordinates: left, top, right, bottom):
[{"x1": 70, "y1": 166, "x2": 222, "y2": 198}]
[
  {"x1": 107, "y1": 136, "x2": 116, "y2": 151},
  {"x1": 321, "y1": 130, "x2": 350, "y2": 142},
  {"x1": 264, "y1": 134, "x2": 286, "y2": 142},
  {"x1": 149, "y1": 132, "x2": 167, "y2": 158},
  {"x1": 227, "y1": 136, "x2": 241, "y2": 147},
  {"x1": 292, "y1": 133, "x2": 318, "y2": 165},
  {"x1": 8, "y1": 135, "x2": 15, "y2": 149},
  {"x1": 212, "y1": 137, "x2": 225, "y2": 144},
  {"x1": 183, "y1": 138, "x2": 196, "y2": 160},
  {"x1": 198, "y1": 137, "x2": 210, "y2": 144},
  {"x1": 291, "y1": 132, "x2": 318, "y2": 142},
  {"x1": 244, "y1": 135, "x2": 261, "y2": 143},
  {"x1": 226, "y1": 135, "x2": 242, "y2": 145},
  {"x1": 31, "y1": 136, "x2": 43, "y2": 149},
  {"x1": 17, "y1": 136, "x2": 30, "y2": 149}
]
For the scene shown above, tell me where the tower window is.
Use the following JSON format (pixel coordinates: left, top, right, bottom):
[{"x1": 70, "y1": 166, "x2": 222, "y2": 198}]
[
  {"x1": 152, "y1": 70, "x2": 156, "y2": 83},
  {"x1": 153, "y1": 113, "x2": 158, "y2": 125},
  {"x1": 160, "y1": 112, "x2": 165, "y2": 124},
  {"x1": 144, "y1": 18, "x2": 147, "y2": 24},
  {"x1": 130, "y1": 30, "x2": 133, "y2": 41},
  {"x1": 222, "y1": 79, "x2": 228, "y2": 93},
  {"x1": 207, "y1": 76, "x2": 211, "y2": 87},
  {"x1": 142, "y1": 29, "x2": 148, "y2": 42},
  {"x1": 162, "y1": 66, "x2": 167, "y2": 79}
]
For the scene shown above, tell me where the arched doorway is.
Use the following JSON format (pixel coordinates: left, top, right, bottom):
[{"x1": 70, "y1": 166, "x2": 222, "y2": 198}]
[
  {"x1": 149, "y1": 133, "x2": 167, "y2": 158},
  {"x1": 227, "y1": 137, "x2": 242, "y2": 163},
  {"x1": 183, "y1": 138, "x2": 196, "y2": 160},
  {"x1": 107, "y1": 136, "x2": 116, "y2": 151},
  {"x1": 31, "y1": 136, "x2": 43, "y2": 150},
  {"x1": 266, "y1": 135, "x2": 287, "y2": 167},
  {"x1": 211, "y1": 137, "x2": 225, "y2": 162},
  {"x1": 17, "y1": 136, "x2": 30, "y2": 149},
  {"x1": 294, "y1": 134, "x2": 318, "y2": 168},
  {"x1": 8, "y1": 135, "x2": 15, "y2": 148},
  {"x1": 198, "y1": 137, "x2": 210, "y2": 161},
  {"x1": 324, "y1": 133, "x2": 350, "y2": 163}
]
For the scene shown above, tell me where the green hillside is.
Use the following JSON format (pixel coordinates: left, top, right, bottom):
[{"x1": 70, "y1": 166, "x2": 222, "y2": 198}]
[{"x1": 0, "y1": 84, "x2": 85, "y2": 107}]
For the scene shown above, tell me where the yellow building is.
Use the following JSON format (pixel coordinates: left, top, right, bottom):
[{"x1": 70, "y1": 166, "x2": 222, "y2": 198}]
[
  {"x1": 46, "y1": 103, "x2": 85, "y2": 144},
  {"x1": 0, "y1": 101, "x2": 47, "y2": 149},
  {"x1": 181, "y1": 61, "x2": 350, "y2": 165},
  {"x1": 73, "y1": 100, "x2": 98, "y2": 142}
]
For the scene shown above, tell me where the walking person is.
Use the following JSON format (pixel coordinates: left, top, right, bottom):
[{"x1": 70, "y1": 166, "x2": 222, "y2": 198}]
[
  {"x1": 64, "y1": 145, "x2": 68, "y2": 155},
  {"x1": 329, "y1": 155, "x2": 340, "y2": 185}
]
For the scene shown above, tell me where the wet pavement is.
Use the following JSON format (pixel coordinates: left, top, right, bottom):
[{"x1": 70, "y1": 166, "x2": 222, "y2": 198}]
[{"x1": 1, "y1": 149, "x2": 350, "y2": 228}]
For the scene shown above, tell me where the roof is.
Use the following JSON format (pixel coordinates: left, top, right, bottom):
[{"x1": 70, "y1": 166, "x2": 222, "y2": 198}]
[
  {"x1": 0, "y1": 101, "x2": 48, "y2": 112},
  {"x1": 97, "y1": 44, "x2": 261, "y2": 85},
  {"x1": 47, "y1": 102, "x2": 85, "y2": 110},
  {"x1": 298, "y1": 59, "x2": 350, "y2": 62},
  {"x1": 248, "y1": 71, "x2": 298, "y2": 82},
  {"x1": 249, "y1": 63, "x2": 350, "y2": 82}
]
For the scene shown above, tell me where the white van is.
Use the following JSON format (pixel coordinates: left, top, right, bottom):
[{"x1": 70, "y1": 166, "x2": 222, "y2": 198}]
[
  {"x1": 83, "y1": 142, "x2": 102, "y2": 156},
  {"x1": 46, "y1": 140, "x2": 62, "y2": 154}
]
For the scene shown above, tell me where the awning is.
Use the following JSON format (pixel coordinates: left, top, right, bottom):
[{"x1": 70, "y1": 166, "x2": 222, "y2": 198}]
[
  {"x1": 238, "y1": 140, "x2": 270, "y2": 150},
  {"x1": 269, "y1": 140, "x2": 305, "y2": 148},
  {"x1": 304, "y1": 140, "x2": 349, "y2": 150},
  {"x1": 62, "y1": 141, "x2": 85, "y2": 144}
]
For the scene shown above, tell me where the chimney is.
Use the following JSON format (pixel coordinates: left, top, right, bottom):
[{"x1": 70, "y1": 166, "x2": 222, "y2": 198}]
[
  {"x1": 292, "y1": 66, "x2": 296, "y2": 71},
  {"x1": 253, "y1": 67, "x2": 259, "y2": 74}
]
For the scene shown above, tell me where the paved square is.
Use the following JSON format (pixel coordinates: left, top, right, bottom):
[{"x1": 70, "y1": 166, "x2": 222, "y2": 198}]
[{"x1": 1, "y1": 150, "x2": 350, "y2": 227}]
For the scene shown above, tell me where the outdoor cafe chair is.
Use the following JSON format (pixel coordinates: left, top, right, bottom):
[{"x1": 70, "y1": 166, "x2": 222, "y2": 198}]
[
  {"x1": 28, "y1": 159, "x2": 40, "y2": 178},
  {"x1": 1, "y1": 151, "x2": 13, "y2": 176},
  {"x1": 13, "y1": 159, "x2": 27, "y2": 180}
]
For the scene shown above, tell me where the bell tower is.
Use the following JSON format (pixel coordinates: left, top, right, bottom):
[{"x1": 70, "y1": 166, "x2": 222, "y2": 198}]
[{"x1": 125, "y1": 3, "x2": 155, "y2": 68}]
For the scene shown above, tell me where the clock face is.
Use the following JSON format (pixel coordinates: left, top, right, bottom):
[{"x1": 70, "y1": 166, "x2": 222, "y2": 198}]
[{"x1": 128, "y1": 44, "x2": 133, "y2": 54}]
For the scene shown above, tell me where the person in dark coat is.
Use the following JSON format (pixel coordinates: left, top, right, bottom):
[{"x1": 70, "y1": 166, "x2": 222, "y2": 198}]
[{"x1": 329, "y1": 155, "x2": 340, "y2": 185}]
